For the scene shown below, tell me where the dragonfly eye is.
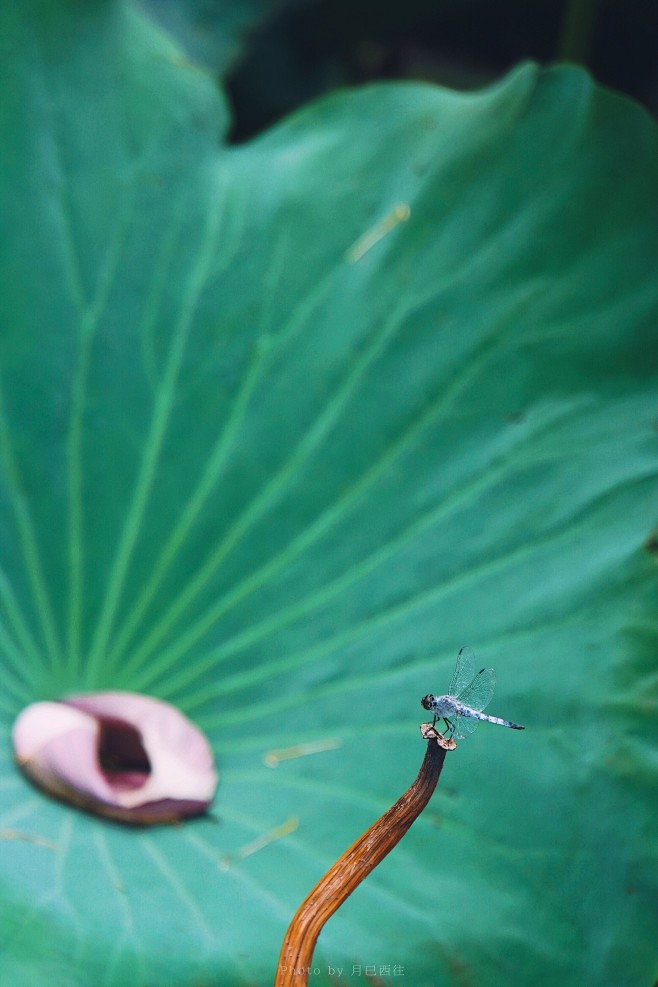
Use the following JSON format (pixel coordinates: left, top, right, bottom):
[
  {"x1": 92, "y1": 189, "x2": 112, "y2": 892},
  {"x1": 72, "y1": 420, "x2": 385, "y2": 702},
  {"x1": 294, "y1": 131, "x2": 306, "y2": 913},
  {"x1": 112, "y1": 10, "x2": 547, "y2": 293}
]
[{"x1": 420, "y1": 694, "x2": 434, "y2": 711}]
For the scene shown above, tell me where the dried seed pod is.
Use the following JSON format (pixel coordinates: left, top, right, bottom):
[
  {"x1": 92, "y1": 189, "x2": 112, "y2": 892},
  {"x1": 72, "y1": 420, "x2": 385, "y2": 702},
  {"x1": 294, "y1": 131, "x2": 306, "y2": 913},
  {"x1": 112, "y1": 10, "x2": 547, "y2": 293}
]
[{"x1": 13, "y1": 692, "x2": 218, "y2": 825}]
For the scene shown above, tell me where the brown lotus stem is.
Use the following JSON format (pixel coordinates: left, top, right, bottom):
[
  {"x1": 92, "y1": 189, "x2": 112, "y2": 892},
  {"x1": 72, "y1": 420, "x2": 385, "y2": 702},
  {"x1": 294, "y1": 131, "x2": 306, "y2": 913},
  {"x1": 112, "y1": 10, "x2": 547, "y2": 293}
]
[{"x1": 274, "y1": 725, "x2": 454, "y2": 986}]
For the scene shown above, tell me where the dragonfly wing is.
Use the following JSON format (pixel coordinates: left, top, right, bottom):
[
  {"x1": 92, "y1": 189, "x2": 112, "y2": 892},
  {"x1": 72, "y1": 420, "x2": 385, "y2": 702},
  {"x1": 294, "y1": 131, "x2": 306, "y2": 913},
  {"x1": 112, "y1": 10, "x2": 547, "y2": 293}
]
[
  {"x1": 453, "y1": 713, "x2": 480, "y2": 739},
  {"x1": 457, "y1": 667, "x2": 496, "y2": 712},
  {"x1": 448, "y1": 646, "x2": 476, "y2": 697}
]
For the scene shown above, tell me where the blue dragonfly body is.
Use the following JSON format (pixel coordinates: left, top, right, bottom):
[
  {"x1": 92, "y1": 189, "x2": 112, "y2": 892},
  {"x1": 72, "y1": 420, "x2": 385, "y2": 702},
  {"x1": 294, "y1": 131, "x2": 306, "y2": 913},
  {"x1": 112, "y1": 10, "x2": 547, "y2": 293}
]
[{"x1": 421, "y1": 647, "x2": 524, "y2": 739}]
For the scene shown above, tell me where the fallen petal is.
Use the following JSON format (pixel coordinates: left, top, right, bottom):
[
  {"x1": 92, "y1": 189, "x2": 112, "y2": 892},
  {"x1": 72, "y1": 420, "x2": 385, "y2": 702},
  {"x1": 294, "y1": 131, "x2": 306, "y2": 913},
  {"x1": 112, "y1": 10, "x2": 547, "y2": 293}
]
[{"x1": 13, "y1": 692, "x2": 218, "y2": 825}]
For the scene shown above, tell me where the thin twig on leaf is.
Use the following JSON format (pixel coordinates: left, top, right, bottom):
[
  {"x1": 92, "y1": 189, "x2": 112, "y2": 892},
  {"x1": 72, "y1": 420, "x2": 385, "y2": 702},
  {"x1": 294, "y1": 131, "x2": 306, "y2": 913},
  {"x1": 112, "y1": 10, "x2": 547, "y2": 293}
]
[{"x1": 274, "y1": 725, "x2": 454, "y2": 986}]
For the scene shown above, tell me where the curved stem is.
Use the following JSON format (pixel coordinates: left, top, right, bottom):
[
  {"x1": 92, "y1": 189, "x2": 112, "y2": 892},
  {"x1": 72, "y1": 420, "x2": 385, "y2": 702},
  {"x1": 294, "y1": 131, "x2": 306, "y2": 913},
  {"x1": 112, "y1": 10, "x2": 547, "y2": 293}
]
[
  {"x1": 275, "y1": 727, "x2": 452, "y2": 986},
  {"x1": 558, "y1": 0, "x2": 600, "y2": 64}
]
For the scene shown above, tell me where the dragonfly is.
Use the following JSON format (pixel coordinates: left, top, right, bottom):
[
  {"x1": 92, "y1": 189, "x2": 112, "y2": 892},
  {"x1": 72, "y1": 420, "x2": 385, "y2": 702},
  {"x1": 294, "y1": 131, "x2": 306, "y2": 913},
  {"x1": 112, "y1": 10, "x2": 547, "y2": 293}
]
[{"x1": 421, "y1": 647, "x2": 525, "y2": 739}]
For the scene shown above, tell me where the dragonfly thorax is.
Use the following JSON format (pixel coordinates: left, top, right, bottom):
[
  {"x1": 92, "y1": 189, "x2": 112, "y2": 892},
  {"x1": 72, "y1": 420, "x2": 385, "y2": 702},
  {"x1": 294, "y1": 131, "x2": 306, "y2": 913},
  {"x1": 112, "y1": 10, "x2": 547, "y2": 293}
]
[{"x1": 423, "y1": 694, "x2": 460, "y2": 717}]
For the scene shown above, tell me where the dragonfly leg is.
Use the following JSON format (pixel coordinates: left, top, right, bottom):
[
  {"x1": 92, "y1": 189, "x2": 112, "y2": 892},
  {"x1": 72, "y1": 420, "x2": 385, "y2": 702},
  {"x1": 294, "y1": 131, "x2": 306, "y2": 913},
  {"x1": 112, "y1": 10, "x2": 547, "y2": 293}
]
[
  {"x1": 426, "y1": 714, "x2": 456, "y2": 742},
  {"x1": 428, "y1": 713, "x2": 450, "y2": 741}
]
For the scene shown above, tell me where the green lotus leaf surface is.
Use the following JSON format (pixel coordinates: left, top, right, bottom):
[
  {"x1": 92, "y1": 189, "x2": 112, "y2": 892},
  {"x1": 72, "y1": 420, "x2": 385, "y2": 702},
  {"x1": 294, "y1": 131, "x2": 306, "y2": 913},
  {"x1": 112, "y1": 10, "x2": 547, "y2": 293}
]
[{"x1": 0, "y1": 3, "x2": 657, "y2": 986}]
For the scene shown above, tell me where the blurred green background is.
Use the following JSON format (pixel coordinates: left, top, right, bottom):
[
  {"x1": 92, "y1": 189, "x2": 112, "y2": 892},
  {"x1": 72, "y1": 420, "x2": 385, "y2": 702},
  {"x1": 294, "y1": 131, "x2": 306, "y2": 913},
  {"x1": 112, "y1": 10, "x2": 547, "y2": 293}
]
[
  {"x1": 0, "y1": 3, "x2": 656, "y2": 986},
  {"x1": 140, "y1": 0, "x2": 658, "y2": 139}
]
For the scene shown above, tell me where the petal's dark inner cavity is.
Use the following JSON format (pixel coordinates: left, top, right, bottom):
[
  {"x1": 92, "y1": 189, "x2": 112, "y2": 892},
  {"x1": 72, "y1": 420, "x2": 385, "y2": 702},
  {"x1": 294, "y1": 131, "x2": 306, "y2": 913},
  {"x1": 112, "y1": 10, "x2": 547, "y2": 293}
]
[{"x1": 97, "y1": 717, "x2": 151, "y2": 792}]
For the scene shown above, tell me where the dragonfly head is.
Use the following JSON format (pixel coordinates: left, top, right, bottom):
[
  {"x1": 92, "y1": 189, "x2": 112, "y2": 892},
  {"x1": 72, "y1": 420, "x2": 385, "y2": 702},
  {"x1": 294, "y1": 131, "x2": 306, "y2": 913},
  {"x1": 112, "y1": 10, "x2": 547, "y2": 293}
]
[{"x1": 420, "y1": 694, "x2": 435, "y2": 711}]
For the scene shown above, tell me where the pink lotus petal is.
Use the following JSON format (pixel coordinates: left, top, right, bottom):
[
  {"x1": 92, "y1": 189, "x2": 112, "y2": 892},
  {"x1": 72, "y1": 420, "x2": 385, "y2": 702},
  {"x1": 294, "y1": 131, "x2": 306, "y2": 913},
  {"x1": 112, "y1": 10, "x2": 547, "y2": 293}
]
[{"x1": 13, "y1": 692, "x2": 218, "y2": 825}]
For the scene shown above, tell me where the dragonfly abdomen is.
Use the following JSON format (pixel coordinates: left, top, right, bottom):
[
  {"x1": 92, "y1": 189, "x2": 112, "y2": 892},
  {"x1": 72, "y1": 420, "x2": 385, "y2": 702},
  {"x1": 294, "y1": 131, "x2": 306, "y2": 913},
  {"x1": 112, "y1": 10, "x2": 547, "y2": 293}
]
[{"x1": 461, "y1": 706, "x2": 524, "y2": 730}]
